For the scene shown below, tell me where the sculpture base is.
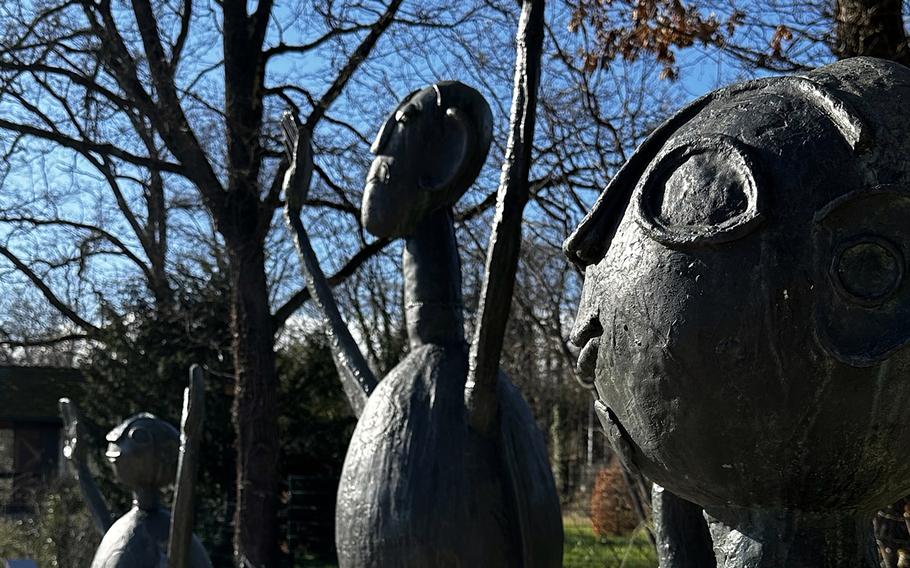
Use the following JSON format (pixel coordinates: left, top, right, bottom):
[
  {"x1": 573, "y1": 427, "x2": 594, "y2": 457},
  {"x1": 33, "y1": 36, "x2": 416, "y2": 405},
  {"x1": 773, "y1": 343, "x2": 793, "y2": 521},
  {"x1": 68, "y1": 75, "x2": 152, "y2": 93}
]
[{"x1": 705, "y1": 507, "x2": 879, "y2": 568}]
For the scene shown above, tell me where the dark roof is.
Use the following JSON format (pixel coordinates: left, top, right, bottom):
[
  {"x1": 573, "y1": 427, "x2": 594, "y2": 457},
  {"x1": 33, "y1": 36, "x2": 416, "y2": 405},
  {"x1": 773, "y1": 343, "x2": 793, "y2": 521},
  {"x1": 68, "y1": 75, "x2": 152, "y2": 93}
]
[{"x1": 0, "y1": 365, "x2": 84, "y2": 423}]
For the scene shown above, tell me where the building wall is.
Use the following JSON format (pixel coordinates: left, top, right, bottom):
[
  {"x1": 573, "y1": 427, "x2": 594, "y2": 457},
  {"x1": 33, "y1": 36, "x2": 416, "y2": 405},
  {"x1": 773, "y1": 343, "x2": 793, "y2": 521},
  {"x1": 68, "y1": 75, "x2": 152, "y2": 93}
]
[{"x1": 0, "y1": 421, "x2": 61, "y2": 514}]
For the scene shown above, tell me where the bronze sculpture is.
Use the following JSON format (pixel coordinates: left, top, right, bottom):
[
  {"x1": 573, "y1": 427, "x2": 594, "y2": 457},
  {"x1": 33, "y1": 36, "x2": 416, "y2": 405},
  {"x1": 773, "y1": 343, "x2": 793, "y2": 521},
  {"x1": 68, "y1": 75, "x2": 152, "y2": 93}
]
[
  {"x1": 565, "y1": 56, "x2": 910, "y2": 567},
  {"x1": 283, "y1": 82, "x2": 562, "y2": 567},
  {"x1": 60, "y1": 367, "x2": 211, "y2": 568}
]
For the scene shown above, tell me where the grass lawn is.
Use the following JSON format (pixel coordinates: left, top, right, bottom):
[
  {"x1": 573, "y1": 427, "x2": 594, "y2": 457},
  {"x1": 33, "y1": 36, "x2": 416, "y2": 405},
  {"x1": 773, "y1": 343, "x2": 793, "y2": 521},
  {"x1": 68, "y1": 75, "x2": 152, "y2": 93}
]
[
  {"x1": 297, "y1": 517, "x2": 658, "y2": 567},
  {"x1": 563, "y1": 518, "x2": 657, "y2": 568}
]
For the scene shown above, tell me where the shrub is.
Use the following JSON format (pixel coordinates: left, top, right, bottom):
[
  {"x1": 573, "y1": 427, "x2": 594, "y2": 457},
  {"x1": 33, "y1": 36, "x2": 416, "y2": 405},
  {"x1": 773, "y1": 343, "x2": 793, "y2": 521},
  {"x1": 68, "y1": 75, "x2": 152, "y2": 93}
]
[
  {"x1": 590, "y1": 460, "x2": 639, "y2": 537},
  {"x1": 0, "y1": 480, "x2": 98, "y2": 567}
]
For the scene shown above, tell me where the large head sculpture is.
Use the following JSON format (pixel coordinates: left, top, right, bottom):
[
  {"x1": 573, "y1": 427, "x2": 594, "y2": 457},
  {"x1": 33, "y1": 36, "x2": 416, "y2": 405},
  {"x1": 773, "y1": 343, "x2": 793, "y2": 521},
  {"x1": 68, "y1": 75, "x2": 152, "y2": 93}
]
[
  {"x1": 361, "y1": 81, "x2": 493, "y2": 238},
  {"x1": 565, "y1": 57, "x2": 910, "y2": 514}
]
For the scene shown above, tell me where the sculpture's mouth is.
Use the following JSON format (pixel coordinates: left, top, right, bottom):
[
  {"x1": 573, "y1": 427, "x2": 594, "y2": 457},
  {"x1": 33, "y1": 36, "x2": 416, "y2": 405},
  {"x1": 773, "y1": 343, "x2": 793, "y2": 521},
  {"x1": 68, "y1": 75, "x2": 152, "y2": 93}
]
[
  {"x1": 576, "y1": 337, "x2": 600, "y2": 378},
  {"x1": 365, "y1": 157, "x2": 392, "y2": 186},
  {"x1": 571, "y1": 313, "x2": 604, "y2": 379},
  {"x1": 105, "y1": 443, "x2": 121, "y2": 463}
]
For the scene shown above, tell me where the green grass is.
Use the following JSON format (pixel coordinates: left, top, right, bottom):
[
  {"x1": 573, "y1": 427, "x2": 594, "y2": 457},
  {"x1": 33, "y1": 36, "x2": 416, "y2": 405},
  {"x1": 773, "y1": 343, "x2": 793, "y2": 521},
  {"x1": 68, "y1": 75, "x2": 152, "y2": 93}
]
[
  {"x1": 294, "y1": 517, "x2": 657, "y2": 567},
  {"x1": 563, "y1": 518, "x2": 657, "y2": 568}
]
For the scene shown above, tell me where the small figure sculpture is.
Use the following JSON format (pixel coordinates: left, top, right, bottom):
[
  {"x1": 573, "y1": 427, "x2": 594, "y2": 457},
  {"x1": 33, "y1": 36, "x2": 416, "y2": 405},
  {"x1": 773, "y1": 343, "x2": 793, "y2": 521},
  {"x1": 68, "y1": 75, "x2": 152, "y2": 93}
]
[
  {"x1": 60, "y1": 366, "x2": 211, "y2": 568},
  {"x1": 283, "y1": 82, "x2": 562, "y2": 567},
  {"x1": 565, "y1": 56, "x2": 910, "y2": 567}
]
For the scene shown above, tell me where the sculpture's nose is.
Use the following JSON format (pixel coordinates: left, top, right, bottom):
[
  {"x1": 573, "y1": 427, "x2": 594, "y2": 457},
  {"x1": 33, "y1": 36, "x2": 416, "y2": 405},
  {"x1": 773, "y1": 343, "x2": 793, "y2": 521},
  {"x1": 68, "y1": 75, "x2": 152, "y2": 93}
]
[
  {"x1": 570, "y1": 282, "x2": 604, "y2": 379},
  {"x1": 569, "y1": 311, "x2": 602, "y2": 348},
  {"x1": 570, "y1": 269, "x2": 603, "y2": 347},
  {"x1": 362, "y1": 157, "x2": 404, "y2": 238}
]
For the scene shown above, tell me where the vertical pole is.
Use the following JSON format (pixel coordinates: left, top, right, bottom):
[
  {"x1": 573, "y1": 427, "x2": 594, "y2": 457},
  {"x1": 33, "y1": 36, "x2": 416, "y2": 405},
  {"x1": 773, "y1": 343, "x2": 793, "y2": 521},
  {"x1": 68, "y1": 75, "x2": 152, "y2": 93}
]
[
  {"x1": 169, "y1": 365, "x2": 206, "y2": 568},
  {"x1": 467, "y1": 0, "x2": 547, "y2": 434}
]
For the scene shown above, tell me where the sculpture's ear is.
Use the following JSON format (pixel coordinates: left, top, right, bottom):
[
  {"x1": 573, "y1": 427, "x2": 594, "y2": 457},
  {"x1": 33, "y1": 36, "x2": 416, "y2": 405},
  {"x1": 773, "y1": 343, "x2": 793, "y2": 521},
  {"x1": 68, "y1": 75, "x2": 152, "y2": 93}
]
[
  {"x1": 563, "y1": 75, "x2": 806, "y2": 270},
  {"x1": 418, "y1": 106, "x2": 469, "y2": 193},
  {"x1": 814, "y1": 185, "x2": 910, "y2": 366}
]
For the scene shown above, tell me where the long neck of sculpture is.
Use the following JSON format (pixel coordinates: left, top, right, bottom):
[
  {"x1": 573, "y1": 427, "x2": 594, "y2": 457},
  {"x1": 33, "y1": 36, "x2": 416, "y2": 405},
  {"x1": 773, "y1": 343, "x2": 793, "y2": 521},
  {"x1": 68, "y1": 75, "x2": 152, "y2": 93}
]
[
  {"x1": 133, "y1": 487, "x2": 161, "y2": 511},
  {"x1": 403, "y1": 207, "x2": 464, "y2": 348}
]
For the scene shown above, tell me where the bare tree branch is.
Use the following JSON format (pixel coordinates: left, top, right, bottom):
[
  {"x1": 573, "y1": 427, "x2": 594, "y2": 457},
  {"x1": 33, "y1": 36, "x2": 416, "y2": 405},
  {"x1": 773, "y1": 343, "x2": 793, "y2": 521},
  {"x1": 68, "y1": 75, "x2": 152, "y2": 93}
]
[
  {"x1": 0, "y1": 333, "x2": 89, "y2": 348},
  {"x1": 0, "y1": 216, "x2": 153, "y2": 281},
  {"x1": 304, "y1": 0, "x2": 405, "y2": 130},
  {"x1": 0, "y1": 244, "x2": 100, "y2": 334},
  {"x1": 272, "y1": 236, "x2": 391, "y2": 332},
  {"x1": 264, "y1": 24, "x2": 373, "y2": 59},
  {"x1": 0, "y1": 117, "x2": 184, "y2": 174}
]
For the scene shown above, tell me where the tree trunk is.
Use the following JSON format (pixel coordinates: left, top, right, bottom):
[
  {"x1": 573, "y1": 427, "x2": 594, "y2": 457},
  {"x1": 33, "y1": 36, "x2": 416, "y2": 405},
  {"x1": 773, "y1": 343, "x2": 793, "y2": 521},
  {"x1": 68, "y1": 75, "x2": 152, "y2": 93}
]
[
  {"x1": 835, "y1": 0, "x2": 910, "y2": 65},
  {"x1": 228, "y1": 237, "x2": 281, "y2": 567}
]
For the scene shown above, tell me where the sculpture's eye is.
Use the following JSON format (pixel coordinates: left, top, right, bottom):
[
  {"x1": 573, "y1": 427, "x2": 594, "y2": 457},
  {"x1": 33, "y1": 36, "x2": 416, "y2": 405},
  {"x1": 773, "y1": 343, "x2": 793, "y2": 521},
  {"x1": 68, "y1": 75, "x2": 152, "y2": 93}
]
[
  {"x1": 831, "y1": 236, "x2": 904, "y2": 306},
  {"x1": 129, "y1": 426, "x2": 152, "y2": 445},
  {"x1": 394, "y1": 105, "x2": 419, "y2": 125},
  {"x1": 369, "y1": 93, "x2": 422, "y2": 154},
  {"x1": 635, "y1": 136, "x2": 764, "y2": 247},
  {"x1": 813, "y1": 185, "x2": 910, "y2": 366}
]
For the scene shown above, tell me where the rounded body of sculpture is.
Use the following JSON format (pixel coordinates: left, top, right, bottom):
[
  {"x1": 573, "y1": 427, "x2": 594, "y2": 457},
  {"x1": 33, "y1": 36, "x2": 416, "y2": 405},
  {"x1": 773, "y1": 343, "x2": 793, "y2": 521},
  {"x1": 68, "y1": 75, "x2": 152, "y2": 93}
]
[
  {"x1": 329, "y1": 82, "x2": 562, "y2": 567},
  {"x1": 91, "y1": 508, "x2": 210, "y2": 568},
  {"x1": 566, "y1": 57, "x2": 910, "y2": 566},
  {"x1": 336, "y1": 344, "x2": 563, "y2": 567}
]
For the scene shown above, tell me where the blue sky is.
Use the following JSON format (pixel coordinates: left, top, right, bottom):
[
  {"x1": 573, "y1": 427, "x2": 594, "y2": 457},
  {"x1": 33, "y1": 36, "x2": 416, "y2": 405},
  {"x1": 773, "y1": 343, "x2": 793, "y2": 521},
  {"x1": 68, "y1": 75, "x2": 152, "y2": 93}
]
[{"x1": 0, "y1": 0, "x2": 842, "y2": 343}]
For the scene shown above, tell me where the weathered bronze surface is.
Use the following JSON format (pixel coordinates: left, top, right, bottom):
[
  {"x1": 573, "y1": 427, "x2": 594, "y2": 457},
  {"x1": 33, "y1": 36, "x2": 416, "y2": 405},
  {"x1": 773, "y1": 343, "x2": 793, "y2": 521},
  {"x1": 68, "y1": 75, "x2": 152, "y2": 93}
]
[
  {"x1": 566, "y1": 57, "x2": 910, "y2": 567},
  {"x1": 651, "y1": 485, "x2": 715, "y2": 567},
  {"x1": 284, "y1": 82, "x2": 562, "y2": 567}
]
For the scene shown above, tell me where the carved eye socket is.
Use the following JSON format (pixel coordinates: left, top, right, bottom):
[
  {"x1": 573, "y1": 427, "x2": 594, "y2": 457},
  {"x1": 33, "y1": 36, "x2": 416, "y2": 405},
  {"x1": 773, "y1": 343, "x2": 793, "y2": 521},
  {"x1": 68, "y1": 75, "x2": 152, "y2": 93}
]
[
  {"x1": 831, "y1": 236, "x2": 904, "y2": 306},
  {"x1": 129, "y1": 426, "x2": 152, "y2": 445},
  {"x1": 395, "y1": 106, "x2": 419, "y2": 124},
  {"x1": 370, "y1": 94, "x2": 422, "y2": 154},
  {"x1": 635, "y1": 136, "x2": 764, "y2": 247}
]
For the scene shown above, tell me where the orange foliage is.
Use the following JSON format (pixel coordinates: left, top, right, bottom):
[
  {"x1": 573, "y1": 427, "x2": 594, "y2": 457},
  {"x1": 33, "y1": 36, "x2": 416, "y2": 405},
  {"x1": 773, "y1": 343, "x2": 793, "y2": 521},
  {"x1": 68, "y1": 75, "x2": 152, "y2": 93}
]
[
  {"x1": 569, "y1": 0, "x2": 745, "y2": 79},
  {"x1": 590, "y1": 460, "x2": 639, "y2": 537}
]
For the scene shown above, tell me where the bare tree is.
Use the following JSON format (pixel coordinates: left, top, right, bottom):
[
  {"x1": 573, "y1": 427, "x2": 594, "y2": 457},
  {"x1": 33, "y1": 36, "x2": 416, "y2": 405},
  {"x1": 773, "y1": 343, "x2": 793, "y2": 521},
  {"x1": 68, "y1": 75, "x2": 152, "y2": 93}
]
[
  {"x1": 7, "y1": 0, "x2": 869, "y2": 562},
  {"x1": 0, "y1": 1, "x2": 484, "y2": 563}
]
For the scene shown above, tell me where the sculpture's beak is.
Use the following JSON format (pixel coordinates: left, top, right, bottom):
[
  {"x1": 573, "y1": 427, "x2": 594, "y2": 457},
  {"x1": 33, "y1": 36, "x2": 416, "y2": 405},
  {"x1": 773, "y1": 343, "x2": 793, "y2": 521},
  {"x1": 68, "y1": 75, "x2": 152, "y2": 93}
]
[{"x1": 362, "y1": 156, "x2": 408, "y2": 238}]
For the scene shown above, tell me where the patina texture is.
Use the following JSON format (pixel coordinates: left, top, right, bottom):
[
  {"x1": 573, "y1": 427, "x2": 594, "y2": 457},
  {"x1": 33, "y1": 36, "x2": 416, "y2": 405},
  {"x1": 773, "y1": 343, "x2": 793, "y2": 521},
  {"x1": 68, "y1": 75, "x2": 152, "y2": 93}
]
[
  {"x1": 566, "y1": 57, "x2": 910, "y2": 567},
  {"x1": 338, "y1": 82, "x2": 562, "y2": 567},
  {"x1": 652, "y1": 485, "x2": 715, "y2": 567},
  {"x1": 283, "y1": 81, "x2": 562, "y2": 567}
]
